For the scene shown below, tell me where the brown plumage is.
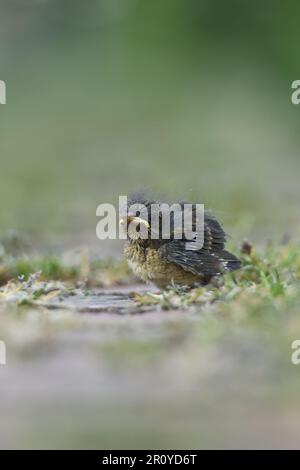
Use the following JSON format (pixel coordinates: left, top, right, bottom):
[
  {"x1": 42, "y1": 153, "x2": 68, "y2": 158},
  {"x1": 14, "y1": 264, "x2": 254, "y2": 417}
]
[{"x1": 121, "y1": 195, "x2": 241, "y2": 289}]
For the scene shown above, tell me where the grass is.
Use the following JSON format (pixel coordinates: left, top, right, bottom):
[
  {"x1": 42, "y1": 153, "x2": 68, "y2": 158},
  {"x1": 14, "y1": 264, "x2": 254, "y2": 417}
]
[
  {"x1": 134, "y1": 239, "x2": 300, "y2": 312},
  {"x1": 0, "y1": 235, "x2": 299, "y2": 311},
  {"x1": 0, "y1": 235, "x2": 134, "y2": 289},
  {"x1": 1, "y1": 236, "x2": 299, "y2": 346}
]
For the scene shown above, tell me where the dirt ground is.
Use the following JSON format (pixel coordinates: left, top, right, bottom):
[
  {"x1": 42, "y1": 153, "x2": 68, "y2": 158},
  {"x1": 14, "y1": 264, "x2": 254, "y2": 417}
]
[{"x1": 1, "y1": 283, "x2": 300, "y2": 449}]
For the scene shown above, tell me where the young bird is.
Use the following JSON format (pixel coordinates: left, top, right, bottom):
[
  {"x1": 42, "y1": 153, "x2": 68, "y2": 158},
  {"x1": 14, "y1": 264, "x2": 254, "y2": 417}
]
[{"x1": 120, "y1": 195, "x2": 241, "y2": 290}]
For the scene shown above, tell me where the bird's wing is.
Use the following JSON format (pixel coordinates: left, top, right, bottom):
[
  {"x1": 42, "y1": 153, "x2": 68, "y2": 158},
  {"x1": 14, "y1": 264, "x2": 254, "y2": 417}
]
[
  {"x1": 168, "y1": 208, "x2": 227, "y2": 248},
  {"x1": 160, "y1": 241, "x2": 241, "y2": 278},
  {"x1": 159, "y1": 216, "x2": 240, "y2": 278},
  {"x1": 200, "y1": 213, "x2": 227, "y2": 251}
]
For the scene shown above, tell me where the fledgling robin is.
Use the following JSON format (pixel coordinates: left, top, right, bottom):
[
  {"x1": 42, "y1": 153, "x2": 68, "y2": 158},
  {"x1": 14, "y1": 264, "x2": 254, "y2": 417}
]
[{"x1": 120, "y1": 194, "x2": 241, "y2": 289}]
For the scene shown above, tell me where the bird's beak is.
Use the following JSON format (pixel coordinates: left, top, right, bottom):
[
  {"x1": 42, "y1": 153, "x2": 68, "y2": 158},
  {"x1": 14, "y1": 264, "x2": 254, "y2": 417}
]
[
  {"x1": 129, "y1": 216, "x2": 150, "y2": 228},
  {"x1": 119, "y1": 216, "x2": 150, "y2": 228}
]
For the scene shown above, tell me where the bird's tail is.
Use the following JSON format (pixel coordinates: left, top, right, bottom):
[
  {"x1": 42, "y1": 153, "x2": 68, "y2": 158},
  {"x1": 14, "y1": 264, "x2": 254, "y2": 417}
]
[{"x1": 218, "y1": 250, "x2": 241, "y2": 272}]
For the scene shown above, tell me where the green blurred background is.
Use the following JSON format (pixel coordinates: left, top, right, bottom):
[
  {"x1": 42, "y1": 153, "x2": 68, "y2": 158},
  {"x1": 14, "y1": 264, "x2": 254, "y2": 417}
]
[{"x1": 1, "y1": 0, "x2": 299, "y2": 241}]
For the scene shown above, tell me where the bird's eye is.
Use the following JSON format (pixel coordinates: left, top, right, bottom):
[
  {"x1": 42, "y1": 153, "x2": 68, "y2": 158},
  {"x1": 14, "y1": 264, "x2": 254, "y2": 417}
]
[{"x1": 136, "y1": 224, "x2": 141, "y2": 233}]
